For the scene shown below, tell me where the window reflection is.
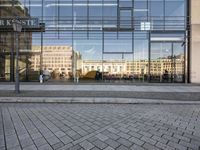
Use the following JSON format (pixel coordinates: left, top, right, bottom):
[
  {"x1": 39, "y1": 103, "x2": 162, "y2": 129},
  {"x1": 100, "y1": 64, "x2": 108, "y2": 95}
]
[{"x1": 0, "y1": 0, "x2": 187, "y2": 83}]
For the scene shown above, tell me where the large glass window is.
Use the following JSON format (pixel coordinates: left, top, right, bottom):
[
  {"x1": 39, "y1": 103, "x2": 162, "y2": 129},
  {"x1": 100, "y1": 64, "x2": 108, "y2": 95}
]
[
  {"x1": 44, "y1": 0, "x2": 58, "y2": 30},
  {"x1": 165, "y1": 0, "x2": 185, "y2": 16},
  {"x1": 165, "y1": 0, "x2": 186, "y2": 30},
  {"x1": 149, "y1": 0, "x2": 164, "y2": 17},
  {"x1": 134, "y1": 32, "x2": 149, "y2": 82},
  {"x1": 119, "y1": 0, "x2": 132, "y2": 7},
  {"x1": 150, "y1": 41, "x2": 185, "y2": 83},
  {"x1": 0, "y1": 0, "x2": 187, "y2": 83},
  {"x1": 104, "y1": 32, "x2": 133, "y2": 53},
  {"x1": 134, "y1": 0, "x2": 148, "y2": 17}
]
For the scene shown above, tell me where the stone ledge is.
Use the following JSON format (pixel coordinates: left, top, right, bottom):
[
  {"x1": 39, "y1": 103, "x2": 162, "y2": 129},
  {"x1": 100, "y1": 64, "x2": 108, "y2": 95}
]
[{"x1": 0, "y1": 97, "x2": 200, "y2": 104}]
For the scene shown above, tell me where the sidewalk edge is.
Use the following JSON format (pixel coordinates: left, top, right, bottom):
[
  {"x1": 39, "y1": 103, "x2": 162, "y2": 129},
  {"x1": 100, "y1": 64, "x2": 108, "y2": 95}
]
[{"x1": 0, "y1": 97, "x2": 200, "y2": 104}]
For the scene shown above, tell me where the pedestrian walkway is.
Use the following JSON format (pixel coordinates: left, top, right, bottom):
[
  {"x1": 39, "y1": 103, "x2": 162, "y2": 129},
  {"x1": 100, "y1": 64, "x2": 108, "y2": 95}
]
[
  {"x1": 0, "y1": 103, "x2": 200, "y2": 150},
  {"x1": 0, "y1": 83, "x2": 200, "y2": 102},
  {"x1": 0, "y1": 84, "x2": 200, "y2": 92}
]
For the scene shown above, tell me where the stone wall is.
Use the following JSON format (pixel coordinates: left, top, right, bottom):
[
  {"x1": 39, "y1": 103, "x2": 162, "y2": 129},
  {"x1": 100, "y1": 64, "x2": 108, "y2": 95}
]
[{"x1": 190, "y1": 0, "x2": 200, "y2": 83}]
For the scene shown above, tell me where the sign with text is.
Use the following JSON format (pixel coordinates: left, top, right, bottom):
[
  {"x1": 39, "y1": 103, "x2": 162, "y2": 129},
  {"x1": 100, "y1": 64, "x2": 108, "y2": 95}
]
[{"x1": 0, "y1": 17, "x2": 43, "y2": 32}]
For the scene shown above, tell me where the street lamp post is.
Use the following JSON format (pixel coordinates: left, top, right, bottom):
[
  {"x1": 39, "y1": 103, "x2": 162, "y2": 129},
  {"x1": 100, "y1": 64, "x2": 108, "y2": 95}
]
[{"x1": 13, "y1": 19, "x2": 22, "y2": 93}]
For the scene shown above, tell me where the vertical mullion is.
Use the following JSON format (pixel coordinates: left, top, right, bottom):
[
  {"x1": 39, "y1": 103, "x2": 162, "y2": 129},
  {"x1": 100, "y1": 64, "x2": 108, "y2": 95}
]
[
  {"x1": 171, "y1": 43, "x2": 174, "y2": 83},
  {"x1": 57, "y1": 0, "x2": 60, "y2": 39},
  {"x1": 11, "y1": 0, "x2": 14, "y2": 81},
  {"x1": 117, "y1": 0, "x2": 119, "y2": 38},
  {"x1": 72, "y1": 0, "x2": 75, "y2": 82},
  {"x1": 87, "y1": 0, "x2": 89, "y2": 39},
  {"x1": 148, "y1": 31, "x2": 151, "y2": 82},
  {"x1": 164, "y1": 0, "x2": 165, "y2": 31},
  {"x1": 102, "y1": 0, "x2": 104, "y2": 81},
  {"x1": 40, "y1": 0, "x2": 44, "y2": 76}
]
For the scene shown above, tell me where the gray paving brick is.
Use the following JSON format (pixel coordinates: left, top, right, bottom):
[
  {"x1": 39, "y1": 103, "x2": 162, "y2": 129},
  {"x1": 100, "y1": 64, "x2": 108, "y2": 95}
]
[
  {"x1": 1, "y1": 103, "x2": 200, "y2": 150},
  {"x1": 130, "y1": 144, "x2": 145, "y2": 150},
  {"x1": 38, "y1": 144, "x2": 53, "y2": 150},
  {"x1": 168, "y1": 141, "x2": 187, "y2": 150},
  {"x1": 92, "y1": 139, "x2": 108, "y2": 149},
  {"x1": 71, "y1": 133, "x2": 82, "y2": 140},
  {"x1": 143, "y1": 143, "x2": 161, "y2": 150},
  {"x1": 179, "y1": 140, "x2": 200, "y2": 150},
  {"x1": 91, "y1": 147, "x2": 101, "y2": 150},
  {"x1": 148, "y1": 129, "x2": 163, "y2": 137},
  {"x1": 57, "y1": 143, "x2": 73, "y2": 150},
  {"x1": 141, "y1": 136, "x2": 157, "y2": 145},
  {"x1": 107, "y1": 128, "x2": 119, "y2": 134},
  {"x1": 128, "y1": 131, "x2": 142, "y2": 139},
  {"x1": 102, "y1": 132, "x2": 119, "y2": 140},
  {"x1": 23, "y1": 145, "x2": 37, "y2": 150},
  {"x1": 80, "y1": 140, "x2": 94, "y2": 150},
  {"x1": 68, "y1": 144, "x2": 82, "y2": 150},
  {"x1": 139, "y1": 131, "x2": 153, "y2": 138},
  {"x1": 118, "y1": 127, "x2": 129, "y2": 133},
  {"x1": 152, "y1": 135, "x2": 168, "y2": 144},
  {"x1": 104, "y1": 146, "x2": 115, "y2": 150},
  {"x1": 173, "y1": 134, "x2": 190, "y2": 142},
  {"x1": 117, "y1": 132, "x2": 131, "y2": 139},
  {"x1": 88, "y1": 136, "x2": 99, "y2": 143},
  {"x1": 117, "y1": 138, "x2": 132, "y2": 147},
  {"x1": 156, "y1": 142, "x2": 175, "y2": 150},
  {"x1": 55, "y1": 131, "x2": 66, "y2": 138},
  {"x1": 52, "y1": 142, "x2": 65, "y2": 149},
  {"x1": 46, "y1": 136, "x2": 60, "y2": 145},
  {"x1": 95, "y1": 133, "x2": 109, "y2": 141},
  {"x1": 116, "y1": 145, "x2": 129, "y2": 150},
  {"x1": 129, "y1": 136, "x2": 144, "y2": 146},
  {"x1": 60, "y1": 135, "x2": 73, "y2": 144},
  {"x1": 0, "y1": 146, "x2": 6, "y2": 150},
  {"x1": 105, "y1": 138, "x2": 120, "y2": 149},
  {"x1": 159, "y1": 129, "x2": 173, "y2": 136},
  {"x1": 34, "y1": 138, "x2": 47, "y2": 147},
  {"x1": 162, "y1": 134, "x2": 179, "y2": 143}
]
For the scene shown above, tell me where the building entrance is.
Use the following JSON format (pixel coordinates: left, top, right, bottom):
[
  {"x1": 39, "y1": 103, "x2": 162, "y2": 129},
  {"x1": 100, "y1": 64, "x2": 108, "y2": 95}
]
[{"x1": 150, "y1": 42, "x2": 185, "y2": 83}]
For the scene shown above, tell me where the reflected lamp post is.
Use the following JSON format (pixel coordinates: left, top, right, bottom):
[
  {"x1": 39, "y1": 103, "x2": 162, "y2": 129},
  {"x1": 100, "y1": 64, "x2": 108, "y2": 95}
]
[{"x1": 13, "y1": 19, "x2": 22, "y2": 93}]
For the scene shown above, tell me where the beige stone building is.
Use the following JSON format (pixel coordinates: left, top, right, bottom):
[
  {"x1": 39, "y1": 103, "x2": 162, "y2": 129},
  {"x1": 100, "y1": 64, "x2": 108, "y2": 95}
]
[
  {"x1": 0, "y1": 0, "x2": 32, "y2": 81},
  {"x1": 81, "y1": 55, "x2": 184, "y2": 80},
  {"x1": 31, "y1": 45, "x2": 73, "y2": 79},
  {"x1": 190, "y1": 0, "x2": 200, "y2": 83}
]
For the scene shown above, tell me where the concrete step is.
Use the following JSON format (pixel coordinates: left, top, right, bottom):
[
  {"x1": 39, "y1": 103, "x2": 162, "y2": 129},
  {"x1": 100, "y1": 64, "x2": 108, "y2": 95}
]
[
  {"x1": 0, "y1": 97, "x2": 200, "y2": 104},
  {"x1": 0, "y1": 91, "x2": 200, "y2": 101}
]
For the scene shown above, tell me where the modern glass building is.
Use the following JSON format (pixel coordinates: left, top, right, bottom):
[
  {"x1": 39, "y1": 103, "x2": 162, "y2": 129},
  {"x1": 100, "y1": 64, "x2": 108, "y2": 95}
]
[{"x1": 1, "y1": 0, "x2": 199, "y2": 83}]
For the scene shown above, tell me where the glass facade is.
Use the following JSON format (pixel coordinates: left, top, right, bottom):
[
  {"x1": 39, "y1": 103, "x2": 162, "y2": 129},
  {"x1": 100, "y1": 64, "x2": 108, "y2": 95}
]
[{"x1": 0, "y1": 0, "x2": 188, "y2": 83}]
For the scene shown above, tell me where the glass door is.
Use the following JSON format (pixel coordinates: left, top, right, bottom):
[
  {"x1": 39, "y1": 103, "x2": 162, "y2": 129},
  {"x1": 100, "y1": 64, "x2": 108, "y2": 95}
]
[
  {"x1": 150, "y1": 42, "x2": 172, "y2": 83},
  {"x1": 172, "y1": 43, "x2": 185, "y2": 83},
  {"x1": 150, "y1": 42, "x2": 185, "y2": 83}
]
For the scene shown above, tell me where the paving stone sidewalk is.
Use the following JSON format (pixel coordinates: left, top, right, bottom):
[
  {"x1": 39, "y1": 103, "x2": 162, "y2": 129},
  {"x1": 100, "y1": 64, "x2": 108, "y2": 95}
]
[
  {"x1": 1, "y1": 91, "x2": 200, "y2": 101},
  {"x1": 0, "y1": 103, "x2": 200, "y2": 150},
  {"x1": 1, "y1": 84, "x2": 200, "y2": 101}
]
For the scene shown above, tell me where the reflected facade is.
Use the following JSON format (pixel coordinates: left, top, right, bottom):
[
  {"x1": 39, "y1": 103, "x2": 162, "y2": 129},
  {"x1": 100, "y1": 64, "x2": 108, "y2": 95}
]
[{"x1": 0, "y1": 0, "x2": 188, "y2": 83}]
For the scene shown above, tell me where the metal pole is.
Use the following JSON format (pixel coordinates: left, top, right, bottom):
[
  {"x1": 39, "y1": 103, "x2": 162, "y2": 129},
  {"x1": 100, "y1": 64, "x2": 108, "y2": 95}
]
[{"x1": 15, "y1": 32, "x2": 20, "y2": 93}]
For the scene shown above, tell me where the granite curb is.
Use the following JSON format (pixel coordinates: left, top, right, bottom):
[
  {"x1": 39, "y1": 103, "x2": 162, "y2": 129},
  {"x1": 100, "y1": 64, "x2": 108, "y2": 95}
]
[{"x1": 0, "y1": 97, "x2": 200, "y2": 104}]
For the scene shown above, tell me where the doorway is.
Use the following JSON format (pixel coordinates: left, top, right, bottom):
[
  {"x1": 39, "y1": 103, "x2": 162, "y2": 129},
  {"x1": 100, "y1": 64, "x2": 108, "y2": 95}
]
[{"x1": 150, "y1": 42, "x2": 185, "y2": 83}]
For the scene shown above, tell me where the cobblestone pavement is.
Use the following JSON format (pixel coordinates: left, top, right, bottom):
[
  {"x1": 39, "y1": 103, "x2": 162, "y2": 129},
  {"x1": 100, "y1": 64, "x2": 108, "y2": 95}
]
[{"x1": 0, "y1": 104, "x2": 200, "y2": 150}]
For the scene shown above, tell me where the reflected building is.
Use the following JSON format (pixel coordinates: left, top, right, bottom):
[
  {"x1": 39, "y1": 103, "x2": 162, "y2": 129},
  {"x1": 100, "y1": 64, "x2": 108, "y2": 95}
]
[
  {"x1": 31, "y1": 45, "x2": 82, "y2": 80},
  {"x1": 81, "y1": 54, "x2": 184, "y2": 82},
  {"x1": 0, "y1": 0, "x2": 33, "y2": 81},
  {"x1": 1, "y1": 0, "x2": 200, "y2": 83}
]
